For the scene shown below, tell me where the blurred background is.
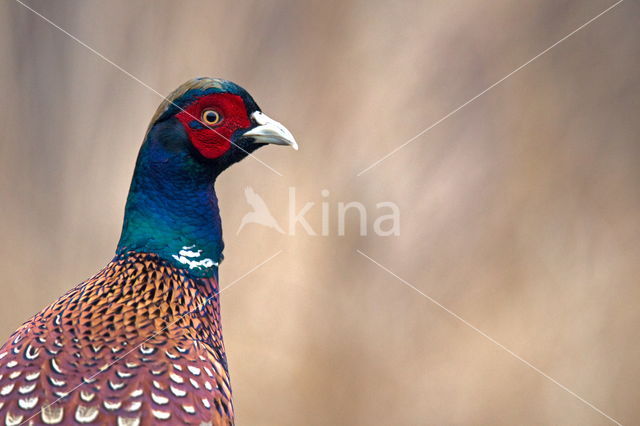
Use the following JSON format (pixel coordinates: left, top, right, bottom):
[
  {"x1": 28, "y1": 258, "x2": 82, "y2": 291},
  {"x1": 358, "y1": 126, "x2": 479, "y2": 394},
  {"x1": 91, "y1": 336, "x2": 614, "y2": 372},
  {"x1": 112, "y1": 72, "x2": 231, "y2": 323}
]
[{"x1": 0, "y1": 0, "x2": 638, "y2": 424}]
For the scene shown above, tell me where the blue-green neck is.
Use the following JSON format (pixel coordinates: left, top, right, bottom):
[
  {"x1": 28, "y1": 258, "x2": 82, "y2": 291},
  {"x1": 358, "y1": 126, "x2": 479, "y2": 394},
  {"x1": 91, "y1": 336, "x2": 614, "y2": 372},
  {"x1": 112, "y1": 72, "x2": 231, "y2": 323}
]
[{"x1": 116, "y1": 120, "x2": 223, "y2": 278}]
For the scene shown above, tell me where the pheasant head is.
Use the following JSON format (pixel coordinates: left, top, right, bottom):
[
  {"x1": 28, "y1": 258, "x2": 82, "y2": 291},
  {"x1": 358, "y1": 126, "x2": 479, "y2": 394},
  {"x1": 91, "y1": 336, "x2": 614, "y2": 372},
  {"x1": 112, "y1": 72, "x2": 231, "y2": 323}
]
[
  {"x1": 117, "y1": 77, "x2": 297, "y2": 277},
  {"x1": 146, "y1": 77, "x2": 296, "y2": 168}
]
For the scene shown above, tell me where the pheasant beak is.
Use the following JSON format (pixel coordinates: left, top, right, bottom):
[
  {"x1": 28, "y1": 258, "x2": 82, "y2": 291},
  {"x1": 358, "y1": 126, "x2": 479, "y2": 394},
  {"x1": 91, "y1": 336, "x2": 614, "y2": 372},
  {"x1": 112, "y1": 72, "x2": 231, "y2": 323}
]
[{"x1": 243, "y1": 111, "x2": 298, "y2": 150}]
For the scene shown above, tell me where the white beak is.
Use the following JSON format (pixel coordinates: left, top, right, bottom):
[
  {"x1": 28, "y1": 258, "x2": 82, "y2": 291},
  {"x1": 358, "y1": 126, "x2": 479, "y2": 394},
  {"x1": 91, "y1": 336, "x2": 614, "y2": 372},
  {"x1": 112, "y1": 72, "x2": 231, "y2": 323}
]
[{"x1": 243, "y1": 111, "x2": 298, "y2": 150}]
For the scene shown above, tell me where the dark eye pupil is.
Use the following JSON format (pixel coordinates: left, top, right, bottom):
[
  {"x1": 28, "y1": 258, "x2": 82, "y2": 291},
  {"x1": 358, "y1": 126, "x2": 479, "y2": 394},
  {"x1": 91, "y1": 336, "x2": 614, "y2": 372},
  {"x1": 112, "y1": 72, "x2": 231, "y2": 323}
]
[{"x1": 205, "y1": 111, "x2": 218, "y2": 122}]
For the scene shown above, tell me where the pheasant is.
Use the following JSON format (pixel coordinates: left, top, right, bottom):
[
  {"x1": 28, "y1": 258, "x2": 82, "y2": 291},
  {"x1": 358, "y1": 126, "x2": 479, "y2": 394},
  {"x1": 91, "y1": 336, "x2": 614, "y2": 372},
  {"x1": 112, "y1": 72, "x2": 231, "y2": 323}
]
[{"x1": 0, "y1": 78, "x2": 297, "y2": 425}]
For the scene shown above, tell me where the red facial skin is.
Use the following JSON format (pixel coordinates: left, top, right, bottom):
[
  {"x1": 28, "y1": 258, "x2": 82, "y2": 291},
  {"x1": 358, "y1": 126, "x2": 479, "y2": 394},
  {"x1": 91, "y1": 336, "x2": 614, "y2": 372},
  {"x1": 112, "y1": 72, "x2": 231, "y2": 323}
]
[{"x1": 175, "y1": 93, "x2": 251, "y2": 159}]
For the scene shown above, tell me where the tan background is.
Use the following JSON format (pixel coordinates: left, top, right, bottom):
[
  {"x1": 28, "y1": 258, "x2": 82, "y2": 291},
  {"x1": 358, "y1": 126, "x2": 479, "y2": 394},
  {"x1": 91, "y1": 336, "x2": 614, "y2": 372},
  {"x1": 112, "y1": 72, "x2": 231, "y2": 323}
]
[{"x1": 0, "y1": 0, "x2": 638, "y2": 424}]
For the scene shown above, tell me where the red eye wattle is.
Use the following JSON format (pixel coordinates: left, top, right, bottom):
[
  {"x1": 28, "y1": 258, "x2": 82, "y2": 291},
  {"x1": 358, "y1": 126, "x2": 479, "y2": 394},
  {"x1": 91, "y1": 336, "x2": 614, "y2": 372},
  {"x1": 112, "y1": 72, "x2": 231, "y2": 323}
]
[{"x1": 175, "y1": 93, "x2": 251, "y2": 159}]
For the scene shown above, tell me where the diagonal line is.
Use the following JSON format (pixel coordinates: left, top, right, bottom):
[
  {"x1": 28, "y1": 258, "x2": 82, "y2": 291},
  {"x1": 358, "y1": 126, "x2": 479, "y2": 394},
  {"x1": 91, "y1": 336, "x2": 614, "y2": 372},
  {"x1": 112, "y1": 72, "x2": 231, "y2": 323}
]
[
  {"x1": 357, "y1": 0, "x2": 625, "y2": 176},
  {"x1": 356, "y1": 249, "x2": 623, "y2": 425},
  {"x1": 14, "y1": 0, "x2": 284, "y2": 177},
  {"x1": 20, "y1": 250, "x2": 282, "y2": 426}
]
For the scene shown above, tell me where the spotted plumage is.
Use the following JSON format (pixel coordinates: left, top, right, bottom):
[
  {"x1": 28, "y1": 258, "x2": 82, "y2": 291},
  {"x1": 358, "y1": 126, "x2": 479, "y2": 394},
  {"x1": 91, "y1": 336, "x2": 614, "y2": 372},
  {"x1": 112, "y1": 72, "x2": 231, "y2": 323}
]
[{"x1": 0, "y1": 78, "x2": 297, "y2": 425}]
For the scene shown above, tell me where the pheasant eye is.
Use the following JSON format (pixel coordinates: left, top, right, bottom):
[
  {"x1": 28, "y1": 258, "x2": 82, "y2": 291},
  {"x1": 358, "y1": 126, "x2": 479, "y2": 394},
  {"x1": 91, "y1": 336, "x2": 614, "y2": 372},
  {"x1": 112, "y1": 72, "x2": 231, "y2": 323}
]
[{"x1": 201, "y1": 109, "x2": 221, "y2": 126}]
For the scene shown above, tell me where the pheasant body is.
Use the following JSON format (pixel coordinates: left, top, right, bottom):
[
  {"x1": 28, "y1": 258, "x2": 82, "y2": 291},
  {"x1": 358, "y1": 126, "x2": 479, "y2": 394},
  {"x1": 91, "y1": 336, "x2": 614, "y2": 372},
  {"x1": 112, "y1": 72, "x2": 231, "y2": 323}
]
[
  {"x1": 1, "y1": 253, "x2": 231, "y2": 425},
  {"x1": 0, "y1": 78, "x2": 297, "y2": 425}
]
